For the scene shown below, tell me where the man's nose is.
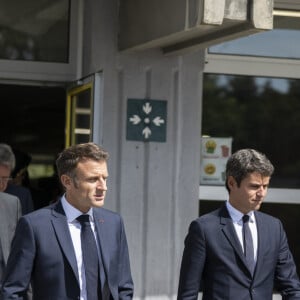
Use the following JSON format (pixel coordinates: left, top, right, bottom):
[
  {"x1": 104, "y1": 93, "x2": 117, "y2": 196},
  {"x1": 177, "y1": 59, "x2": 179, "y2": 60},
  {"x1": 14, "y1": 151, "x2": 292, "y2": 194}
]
[
  {"x1": 97, "y1": 179, "x2": 107, "y2": 190},
  {"x1": 257, "y1": 186, "x2": 266, "y2": 196}
]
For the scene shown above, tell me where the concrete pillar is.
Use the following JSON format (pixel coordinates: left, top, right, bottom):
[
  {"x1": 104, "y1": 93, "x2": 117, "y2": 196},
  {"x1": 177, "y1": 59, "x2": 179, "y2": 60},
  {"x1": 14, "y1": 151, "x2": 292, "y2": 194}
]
[{"x1": 102, "y1": 49, "x2": 205, "y2": 299}]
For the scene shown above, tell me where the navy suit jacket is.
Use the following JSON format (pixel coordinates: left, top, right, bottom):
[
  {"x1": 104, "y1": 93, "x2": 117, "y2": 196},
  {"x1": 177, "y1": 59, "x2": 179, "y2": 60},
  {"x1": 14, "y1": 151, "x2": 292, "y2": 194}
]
[
  {"x1": 5, "y1": 184, "x2": 34, "y2": 215},
  {"x1": 177, "y1": 205, "x2": 300, "y2": 300},
  {"x1": 0, "y1": 200, "x2": 133, "y2": 300}
]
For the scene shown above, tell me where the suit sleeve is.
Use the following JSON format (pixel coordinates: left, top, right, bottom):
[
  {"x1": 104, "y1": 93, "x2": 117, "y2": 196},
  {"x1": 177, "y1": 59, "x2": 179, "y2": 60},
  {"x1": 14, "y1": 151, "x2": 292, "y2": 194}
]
[
  {"x1": 1, "y1": 216, "x2": 35, "y2": 300},
  {"x1": 274, "y1": 219, "x2": 300, "y2": 300},
  {"x1": 177, "y1": 220, "x2": 206, "y2": 300},
  {"x1": 118, "y1": 217, "x2": 134, "y2": 300}
]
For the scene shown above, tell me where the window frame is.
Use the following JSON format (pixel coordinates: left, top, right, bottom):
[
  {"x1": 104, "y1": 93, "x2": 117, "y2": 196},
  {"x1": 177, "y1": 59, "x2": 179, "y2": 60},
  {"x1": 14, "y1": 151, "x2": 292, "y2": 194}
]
[{"x1": 0, "y1": 0, "x2": 82, "y2": 83}]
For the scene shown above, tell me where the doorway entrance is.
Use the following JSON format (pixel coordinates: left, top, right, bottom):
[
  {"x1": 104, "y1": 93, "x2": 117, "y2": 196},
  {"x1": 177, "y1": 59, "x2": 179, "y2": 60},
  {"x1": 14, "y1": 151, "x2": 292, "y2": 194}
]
[{"x1": 0, "y1": 83, "x2": 66, "y2": 203}]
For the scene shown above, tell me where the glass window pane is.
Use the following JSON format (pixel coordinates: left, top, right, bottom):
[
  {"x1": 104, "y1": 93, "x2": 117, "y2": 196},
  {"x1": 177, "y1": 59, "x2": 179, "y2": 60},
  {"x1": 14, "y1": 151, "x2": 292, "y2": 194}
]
[
  {"x1": 77, "y1": 90, "x2": 92, "y2": 108},
  {"x1": 75, "y1": 134, "x2": 90, "y2": 144},
  {"x1": 0, "y1": 0, "x2": 70, "y2": 62},
  {"x1": 202, "y1": 74, "x2": 300, "y2": 188},
  {"x1": 76, "y1": 114, "x2": 91, "y2": 129},
  {"x1": 208, "y1": 16, "x2": 300, "y2": 59}
]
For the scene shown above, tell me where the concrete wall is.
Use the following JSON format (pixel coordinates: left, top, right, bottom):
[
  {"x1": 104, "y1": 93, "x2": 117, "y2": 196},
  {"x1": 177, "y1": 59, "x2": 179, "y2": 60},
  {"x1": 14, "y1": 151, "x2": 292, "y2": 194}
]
[
  {"x1": 119, "y1": 0, "x2": 273, "y2": 54},
  {"x1": 81, "y1": 0, "x2": 204, "y2": 298}
]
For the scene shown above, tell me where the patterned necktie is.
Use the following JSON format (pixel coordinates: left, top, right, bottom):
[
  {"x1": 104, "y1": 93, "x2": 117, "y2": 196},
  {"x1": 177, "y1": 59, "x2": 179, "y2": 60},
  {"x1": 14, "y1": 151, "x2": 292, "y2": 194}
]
[
  {"x1": 242, "y1": 214, "x2": 255, "y2": 274},
  {"x1": 77, "y1": 214, "x2": 101, "y2": 300}
]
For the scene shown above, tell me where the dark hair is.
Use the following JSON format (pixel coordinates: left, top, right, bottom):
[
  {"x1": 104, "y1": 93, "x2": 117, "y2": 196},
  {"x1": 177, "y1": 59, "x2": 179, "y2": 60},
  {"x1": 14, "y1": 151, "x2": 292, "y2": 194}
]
[
  {"x1": 225, "y1": 149, "x2": 274, "y2": 192},
  {"x1": 56, "y1": 143, "x2": 109, "y2": 179}
]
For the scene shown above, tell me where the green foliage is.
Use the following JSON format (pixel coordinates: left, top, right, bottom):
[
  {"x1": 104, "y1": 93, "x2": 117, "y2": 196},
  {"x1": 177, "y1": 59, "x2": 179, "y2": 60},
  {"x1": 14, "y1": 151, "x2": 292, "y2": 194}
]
[{"x1": 202, "y1": 74, "x2": 300, "y2": 188}]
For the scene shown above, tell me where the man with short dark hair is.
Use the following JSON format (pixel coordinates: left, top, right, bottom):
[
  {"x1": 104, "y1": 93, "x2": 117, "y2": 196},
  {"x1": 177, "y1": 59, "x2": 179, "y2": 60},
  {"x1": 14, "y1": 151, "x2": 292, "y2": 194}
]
[
  {"x1": 1, "y1": 142, "x2": 134, "y2": 300},
  {"x1": 178, "y1": 149, "x2": 300, "y2": 300}
]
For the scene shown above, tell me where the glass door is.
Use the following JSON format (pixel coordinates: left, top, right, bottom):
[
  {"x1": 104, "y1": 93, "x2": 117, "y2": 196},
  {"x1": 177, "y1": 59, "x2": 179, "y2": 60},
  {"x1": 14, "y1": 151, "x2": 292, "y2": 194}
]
[
  {"x1": 65, "y1": 83, "x2": 93, "y2": 147},
  {"x1": 65, "y1": 72, "x2": 103, "y2": 147}
]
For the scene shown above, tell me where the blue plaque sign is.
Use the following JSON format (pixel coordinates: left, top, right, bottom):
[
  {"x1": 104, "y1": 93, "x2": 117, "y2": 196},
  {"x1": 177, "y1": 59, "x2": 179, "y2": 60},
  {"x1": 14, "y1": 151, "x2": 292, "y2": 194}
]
[{"x1": 126, "y1": 98, "x2": 167, "y2": 142}]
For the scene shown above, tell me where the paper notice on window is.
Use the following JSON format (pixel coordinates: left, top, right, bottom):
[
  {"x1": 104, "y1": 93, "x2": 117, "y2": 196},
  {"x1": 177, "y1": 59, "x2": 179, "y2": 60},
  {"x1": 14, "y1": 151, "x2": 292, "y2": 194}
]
[{"x1": 200, "y1": 137, "x2": 232, "y2": 185}]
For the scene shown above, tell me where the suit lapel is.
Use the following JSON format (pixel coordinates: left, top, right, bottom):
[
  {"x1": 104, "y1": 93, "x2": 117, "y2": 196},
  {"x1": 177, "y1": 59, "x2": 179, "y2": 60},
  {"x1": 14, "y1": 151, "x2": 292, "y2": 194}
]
[
  {"x1": 219, "y1": 205, "x2": 252, "y2": 275},
  {"x1": 0, "y1": 208, "x2": 9, "y2": 261},
  {"x1": 93, "y1": 209, "x2": 110, "y2": 293},
  {"x1": 220, "y1": 206, "x2": 244, "y2": 257},
  {"x1": 51, "y1": 201, "x2": 79, "y2": 282},
  {"x1": 0, "y1": 211, "x2": 8, "y2": 262},
  {"x1": 0, "y1": 196, "x2": 16, "y2": 262},
  {"x1": 253, "y1": 211, "x2": 267, "y2": 276}
]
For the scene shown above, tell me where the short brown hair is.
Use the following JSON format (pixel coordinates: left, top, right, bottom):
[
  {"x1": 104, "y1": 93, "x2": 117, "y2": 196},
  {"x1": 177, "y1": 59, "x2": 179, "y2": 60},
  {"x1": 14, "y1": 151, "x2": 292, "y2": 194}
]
[{"x1": 56, "y1": 143, "x2": 109, "y2": 178}]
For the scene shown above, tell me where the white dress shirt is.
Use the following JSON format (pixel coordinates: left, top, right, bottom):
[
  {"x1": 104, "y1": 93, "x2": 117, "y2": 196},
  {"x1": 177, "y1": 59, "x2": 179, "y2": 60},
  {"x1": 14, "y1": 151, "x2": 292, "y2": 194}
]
[
  {"x1": 61, "y1": 195, "x2": 100, "y2": 300},
  {"x1": 226, "y1": 201, "x2": 258, "y2": 262}
]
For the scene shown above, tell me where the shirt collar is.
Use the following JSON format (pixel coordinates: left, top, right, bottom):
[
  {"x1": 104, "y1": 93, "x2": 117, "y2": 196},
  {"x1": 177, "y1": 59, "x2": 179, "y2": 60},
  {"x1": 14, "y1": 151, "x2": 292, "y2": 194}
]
[
  {"x1": 61, "y1": 194, "x2": 94, "y2": 223},
  {"x1": 226, "y1": 200, "x2": 255, "y2": 223}
]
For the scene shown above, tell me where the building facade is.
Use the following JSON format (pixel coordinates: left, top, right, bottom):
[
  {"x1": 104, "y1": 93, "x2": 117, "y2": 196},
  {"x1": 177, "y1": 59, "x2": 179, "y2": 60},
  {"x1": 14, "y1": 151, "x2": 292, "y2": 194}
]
[{"x1": 1, "y1": 1, "x2": 300, "y2": 299}]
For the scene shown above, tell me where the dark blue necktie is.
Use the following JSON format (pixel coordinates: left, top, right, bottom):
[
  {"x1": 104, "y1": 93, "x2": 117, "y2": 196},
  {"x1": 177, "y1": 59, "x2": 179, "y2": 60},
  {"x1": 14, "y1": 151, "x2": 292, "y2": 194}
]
[
  {"x1": 242, "y1": 215, "x2": 255, "y2": 274},
  {"x1": 77, "y1": 214, "x2": 101, "y2": 300}
]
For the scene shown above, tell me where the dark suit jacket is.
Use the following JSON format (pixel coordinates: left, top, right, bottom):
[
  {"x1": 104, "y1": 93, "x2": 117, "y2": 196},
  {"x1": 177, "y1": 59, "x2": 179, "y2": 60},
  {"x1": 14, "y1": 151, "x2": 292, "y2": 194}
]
[
  {"x1": 0, "y1": 200, "x2": 134, "y2": 300},
  {"x1": 0, "y1": 192, "x2": 21, "y2": 283},
  {"x1": 177, "y1": 205, "x2": 300, "y2": 300},
  {"x1": 5, "y1": 184, "x2": 34, "y2": 215}
]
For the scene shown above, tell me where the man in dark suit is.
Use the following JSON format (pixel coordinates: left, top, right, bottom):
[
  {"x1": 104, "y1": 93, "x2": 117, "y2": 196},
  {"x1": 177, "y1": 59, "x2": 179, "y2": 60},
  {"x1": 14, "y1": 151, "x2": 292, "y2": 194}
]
[
  {"x1": 177, "y1": 149, "x2": 300, "y2": 300},
  {"x1": 0, "y1": 192, "x2": 21, "y2": 285},
  {"x1": 1, "y1": 142, "x2": 134, "y2": 300},
  {"x1": 4, "y1": 184, "x2": 33, "y2": 215}
]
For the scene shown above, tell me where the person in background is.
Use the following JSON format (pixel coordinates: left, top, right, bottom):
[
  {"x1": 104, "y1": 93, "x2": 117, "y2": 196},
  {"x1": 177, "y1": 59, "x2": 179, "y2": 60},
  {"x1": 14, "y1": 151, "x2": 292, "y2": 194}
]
[
  {"x1": 11, "y1": 148, "x2": 52, "y2": 210},
  {"x1": 177, "y1": 148, "x2": 300, "y2": 300},
  {"x1": 0, "y1": 145, "x2": 34, "y2": 215},
  {"x1": 1, "y1": 142, "x2": 134, "y2": 300},
  {"x1": 0, "y1": 144, "x2": 22, "y2": 286},
  {"x1": 36, "y1": 156, "x2": 63, "y2": 207},
  {"x1": 0, "y1": 191, "x2": 21, "y2": 287},
  {"x1": 9, "y1": 148, "x2": 32, "y2": 187}
]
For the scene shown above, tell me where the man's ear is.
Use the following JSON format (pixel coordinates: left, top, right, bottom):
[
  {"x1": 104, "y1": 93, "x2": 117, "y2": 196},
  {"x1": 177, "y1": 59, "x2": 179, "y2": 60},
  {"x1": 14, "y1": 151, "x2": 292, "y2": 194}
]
[
  {"x1": 60, "y1": 174, "x2": 72, "y2": 190},
  {"x1": 227, "y1": 176, "x2": 237, "y2": 191}
]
